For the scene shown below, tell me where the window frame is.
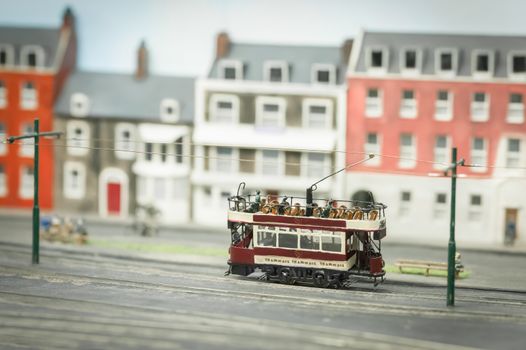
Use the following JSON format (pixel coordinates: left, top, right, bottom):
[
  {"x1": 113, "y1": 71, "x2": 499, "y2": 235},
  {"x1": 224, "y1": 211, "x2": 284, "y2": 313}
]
[
  {"x1": 66, "y1": 120, "x2": 90, "y2": 156},
  {"x1": 433, "y1": 135, "x2": 450, "y2": 169},
  {"x1": 63, "y1": 161, "x2": 86, "y2": 200},
  {"x1": 114, "y1": 123, "x2": 136, "y2": 160},
  {"x1": 364, "y1": 131, "x2": 381, "y2": 166},
  {"x1": 20, "y1": 45, "x2": 45, "y2": 70},
  {"x1": 212, "y1": 146, "x2": 238, "y2": 173},
  {"x1": 160, "y1": 98, "x2": 180, "y2": 122},
  {"x1": 472, "y1": 49, "x2": 495, "y2": 78},
  {"x1": 257, "y1": 149, "x2": 284, "y2": 176},
  {"x1": 0, "y1": 163, "x2": 6, "y2": 197},
  {"x1": 311, "y1": 63, "x2": 336, "y2": 84},
  {"x1": 263, "y1": 60, "x2": 289, "y2": 83},
  {"x1": 366, "y1": 46, "x2": 389, "y2": 73},
  {"x1": 20, "y1": 81, "x2": 38, "y2": 110},
  {"x1": 302, "y1": 98, "x2": 333, "y2": 129},
  {"x1": 0, "y1": 44, "x2": 15, "y2": 67},
  {"x1": 471, "y1": 92, "x2": 490, "y2": 122},
  {"x1": 19, "y1": 165, "x2": 34, "y2": 199},
  {"x1": 209, "y1": 94, "x2": 240, "y2": 124},
  {"x1": 70, "y1": 92, "x2": 90, "y2": 117},
  {"x1": 399, "y1": 89, "x2": 417, "y2": 119},
  {"x1": 507, "y1": 93, "x2": 524, "y2": 124},
  {"x1": 365, "y1": 87, "x2": 383, "y2": 118},
  {"x1": 434, "y1": 90, "x2": 453, "y2": 121},
  {"x1": 400, "y1": 47, "x2": 423, "y2": 75},
  {"x1": 302, "y1": 152, "x2": 329, "y2": 178},
  {"x1": 435, "y1": 48, "x2": 458, "y2": 76},
  {"x1": 398, "y1": 133, "x2": 416, "y2": 169},
  {"x1": 508, "y1": 51, "x2": 526, "y2": 80},
  {"x1": 218, "y1": 59, "x2": 243, "y2": 80},
  {"x1": 255, "y1": 96, "x2": 287, "y2": 128},
  {"x1": 506, "y1": 138, "x2": 521, "y2": 168},
  {"x1": 470, "y1": 137, "x2": 487, "y2": 172},
  {"x1": 0, "y1": 80, "x2": 7, "y2": 109}
]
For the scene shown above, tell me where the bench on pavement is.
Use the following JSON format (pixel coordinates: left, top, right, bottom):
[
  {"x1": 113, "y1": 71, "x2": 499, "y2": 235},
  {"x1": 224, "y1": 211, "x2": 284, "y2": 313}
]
[{"x1": 395, "y1": 259, "x2": 464, "y2": 278}]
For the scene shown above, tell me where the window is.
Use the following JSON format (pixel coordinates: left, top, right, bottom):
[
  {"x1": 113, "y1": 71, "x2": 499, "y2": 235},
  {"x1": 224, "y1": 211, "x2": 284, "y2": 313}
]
[
  {"x1": 144, "y1": 143, "x2": 153, "y2": 161},
  {"x1": 256, "y1": 96, "x2": 286, "y2": 128},
  {"x1": 160, "y1": 144, "x2": 168, "y2": 163},
  {"x1": 278, "y1": 232, "x2": 298, "y2": 249},
  {"x1": 70, "y1": 93, "x2": 90, "y2": 117},
  {"x1": 399, "y1": 133, "x2": 416, "y2": 168},
  {"x1": 507, "y1": 93, "x2": 524, "y2": 124},
  {"x1": 434, "y1": 193, "x2": 448, "y2": 219},
  {"x1": 0, "y1": 80, "x2": 6, "y2": 108},
  {"x1": 471, "y1": 92, "x2": 489, "y2": 122},
  {"x1": 473, "y1": 50, "x2": 494, "y2": 76},
  {"x1": 209, "y1": 94, "x2": 239, "y2": 123},
  {"x1": 434, "y1": 135, "x2": 449, "y2": 169},
  {"x1": 299, "y1": 234, "x2": 320, "y2": 250},
  {"x1": 175, "y1": 136, "x2": 184, "y2": 164},
  {"x1": 0, "y1": 45, "x2": 15, "y2": 67},
  {"x1": 63, "y1": 161, "x2": 86, "y2": 199},
  {"x1": 219, "y1": 60, "x2": 243, "y2": 80},
  {"x1": 20, "y1": 81, "x2": 38, "y2": 110},
  {"x1": 311, "y1": 64, "x2": 336, "y2": 84},
  {"x1": 0, "y1": 164, "x2": 6, "y2": 197},
  {"x1": 471, "y1": 137, "x2": 487, "y2": 171},
  {"x1": 321, "y1": 234, "x2": 342, "y2": 253},
  {"x1": 305, "y1": 153, "x2": 326, "y2": 178},
  {"x1": 257, "y1": 229, "x2": 276, "y2": 247},
  {"x1": 468, "y1": 194, "x2": 482, "y2": 221},
  {"x1": 367, "y1": 47, "x2": 388, "y2": 71},
  {"x1": 19, "y1": 123, "x2": 34, "y2": 157},
  {"x1": 160, "y1": 98, "x2": 180, "y2": 122},
  {"x1": 400, "y1": 90, "x2": 417, "y2": 118},
  {"x1": 0, "y1": 123, "x2": 6, "y2": 155},
  {"x1": 436, "y1": 49, "x2": 457, "y2": 75},
  {"x1": 506, "y1": 138, "x2": 521, "y2": 168},
  {"x1": 365, "y1": 88, "x2": 382, "y2": 117},
  {"x1": 435, "y1": 90, "x2": 453, "y2": 121},
  {"x1": 20, "y1": 45, "x2": 45, "y2": 69},
  {"x1": 67, "y1": 120, "x2": 90, "y2": 156},
  {"x1": 115, "y1": 123, "x2": 136, "y2": 160},
  {"x1": 303, "y1": 98, "x2": 332, "y2": 128},
  {"x1": 509, "y1": 52, "x2": 526, "y2": 77},
  {"x1": 215, "y1": 147, "x2": 234, "y2": 172},
  {"x1": 400, "y1": 191, "x2": 411, "y2": 217},
  {"x1": 260, "y1": 150, "x2": 281, "y2": 176},
  {"x1": 400, "y1": 48, "x2": 421, "y2": 74},
  {"x1": 20, "y1": 166, "x2": 33, "y2": 199},
  {"x1": 364, "y1": 132, "x2": 380, "y2": 166},
  {"x1": 264, "y1": 61, "x2": 288, "y2": 82}
]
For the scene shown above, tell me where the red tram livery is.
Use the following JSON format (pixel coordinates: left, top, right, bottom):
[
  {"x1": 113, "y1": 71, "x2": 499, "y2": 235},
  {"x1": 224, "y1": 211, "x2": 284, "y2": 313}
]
[{"x1": 226, "y1": 185, "x2": 387, "y2": 288}]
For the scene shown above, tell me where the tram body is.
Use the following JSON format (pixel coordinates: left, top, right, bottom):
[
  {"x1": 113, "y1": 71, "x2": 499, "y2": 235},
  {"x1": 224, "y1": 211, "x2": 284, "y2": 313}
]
[{"x1": 227, "y1": 193, "x2": 387, "y2": 288}]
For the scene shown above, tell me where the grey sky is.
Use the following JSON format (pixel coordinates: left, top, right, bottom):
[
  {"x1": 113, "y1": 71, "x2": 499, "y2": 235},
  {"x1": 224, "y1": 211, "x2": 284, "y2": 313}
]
[{"x1": 1, "y1": 0, "x2": 526, "y2": 76}]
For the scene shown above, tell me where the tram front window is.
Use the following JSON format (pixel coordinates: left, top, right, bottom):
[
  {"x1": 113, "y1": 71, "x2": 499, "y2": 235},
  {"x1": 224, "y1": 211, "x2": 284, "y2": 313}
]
[
  {"x1": 257, "y1": 232, "x2": 276, "y2": 247},
  {"x1": 321, "y1": 235, "x2": 342, "y2": 252}
]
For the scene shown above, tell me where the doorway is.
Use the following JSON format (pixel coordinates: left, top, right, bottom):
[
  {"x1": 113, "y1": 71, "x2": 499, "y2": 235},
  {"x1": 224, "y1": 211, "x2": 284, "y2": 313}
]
[{"x1": 504, "y1": 208, "x2": 518, "y2": 245}]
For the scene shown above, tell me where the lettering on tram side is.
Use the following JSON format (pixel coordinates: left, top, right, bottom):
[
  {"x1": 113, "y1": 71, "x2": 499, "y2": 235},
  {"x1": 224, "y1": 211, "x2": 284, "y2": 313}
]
[{"x1": 255, "y1": 256, "x2": 347, "y2": 269}]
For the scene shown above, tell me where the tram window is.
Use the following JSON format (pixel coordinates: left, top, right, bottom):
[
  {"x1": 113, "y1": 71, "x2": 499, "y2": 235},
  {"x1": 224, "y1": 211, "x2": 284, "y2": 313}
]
[
  {"x1": 278, "y1": 233, "x2": 298, "y2": 249},
  {"x1": 300, "y1": 234, "x2": 320, "y2": 250},
  {"x1": 321, "y1": 235, "x2": 342, "y2": 252},
  {"x1": 257, "y1": 231, "x2": 276, "y2": 247}
]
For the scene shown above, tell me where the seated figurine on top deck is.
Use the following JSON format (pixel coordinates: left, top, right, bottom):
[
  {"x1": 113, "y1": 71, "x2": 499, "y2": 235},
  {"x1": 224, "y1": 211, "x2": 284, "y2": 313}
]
[{"x1": 248, "y1": 190, "x2": 261, "y2": 213}]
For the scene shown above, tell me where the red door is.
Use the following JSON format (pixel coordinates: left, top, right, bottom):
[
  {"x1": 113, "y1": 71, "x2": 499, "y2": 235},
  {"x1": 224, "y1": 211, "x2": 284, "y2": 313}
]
[{"x1": 107, "y1": 182, "x2": 121, "y2": 215}]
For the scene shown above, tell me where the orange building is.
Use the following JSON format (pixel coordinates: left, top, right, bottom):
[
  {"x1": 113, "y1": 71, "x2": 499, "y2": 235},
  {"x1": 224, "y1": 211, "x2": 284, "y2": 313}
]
[{"x1": 0, "y1": 8, "x2": 76, "y2": 209}]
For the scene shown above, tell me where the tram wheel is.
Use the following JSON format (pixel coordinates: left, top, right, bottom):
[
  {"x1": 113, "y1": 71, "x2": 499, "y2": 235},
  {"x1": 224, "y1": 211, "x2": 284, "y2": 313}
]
[
  {"x1": 313, "y1": 272, "x2": 329, "y2": 288},
  {"x1": 278, "y1": 268, "x2": 294, "y2": 285}
]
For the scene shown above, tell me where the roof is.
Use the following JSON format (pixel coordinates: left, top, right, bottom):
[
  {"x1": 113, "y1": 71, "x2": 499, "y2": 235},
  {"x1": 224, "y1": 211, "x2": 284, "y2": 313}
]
[
  {"x1": 54, "y1": 71, "x2": 195, "y2": 123},
  {"x1": 209, "y1": 42, "x2": 347, "y2": 84},
  {"x1": 352, "y1": 31, "x2": 526, "y2": 78},
  {"x1": 0, "y1": 26, "x2": 61, "y2": 68}
]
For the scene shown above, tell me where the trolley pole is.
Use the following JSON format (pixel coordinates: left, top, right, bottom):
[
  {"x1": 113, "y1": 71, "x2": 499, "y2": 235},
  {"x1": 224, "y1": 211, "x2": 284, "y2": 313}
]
[
  {"x1": 445, "y1": 147, "x2": 464, "y2": 306},
  {"x1": 8, "y1": 118, "x2": 62, "y2": 264}
]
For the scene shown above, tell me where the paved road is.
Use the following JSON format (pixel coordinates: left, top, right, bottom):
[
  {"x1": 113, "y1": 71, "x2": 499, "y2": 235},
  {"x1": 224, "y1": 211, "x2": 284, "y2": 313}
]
[{"x1": 1, "y1": 244, "x2": 525, "y2": 350}]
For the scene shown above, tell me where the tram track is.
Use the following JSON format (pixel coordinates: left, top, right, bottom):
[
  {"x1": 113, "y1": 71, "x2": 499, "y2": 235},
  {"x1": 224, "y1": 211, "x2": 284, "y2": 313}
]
[
  {"x1": 0, "y1": 293, "x2": 477, "y2": 350},
  {"x1": 1, "y1": 243, "x2": 524, "y2": 308},
  {"x1": 0, "y1": 263, "x2": 525, "y2": 324}
]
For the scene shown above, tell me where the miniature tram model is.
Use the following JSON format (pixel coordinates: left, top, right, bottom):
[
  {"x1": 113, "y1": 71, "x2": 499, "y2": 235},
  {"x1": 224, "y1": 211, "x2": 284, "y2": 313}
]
[{"x1": 226, "y1": 183, "x2": 387, "y2": 288}]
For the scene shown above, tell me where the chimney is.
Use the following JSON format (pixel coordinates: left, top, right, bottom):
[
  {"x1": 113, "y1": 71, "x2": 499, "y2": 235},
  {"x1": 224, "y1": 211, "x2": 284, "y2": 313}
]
[
  {"x1": 135, "y1": 40, "x2": 148, "y2": 80},
  {"x1": 61, "y1": 7, "x2": 75, "y2": 30},
  {"x1": 216, "y1": 32, "x2": 230, "y2": 59},
  {"x1": 341, "y1": 39, "x2": 353, "y2": 64}
]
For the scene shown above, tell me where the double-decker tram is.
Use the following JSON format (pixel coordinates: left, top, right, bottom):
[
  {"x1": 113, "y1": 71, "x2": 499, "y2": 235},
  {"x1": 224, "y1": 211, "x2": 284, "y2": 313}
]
[{"x1": 226, "y1": 183, "x2": 387, "y2": 288}]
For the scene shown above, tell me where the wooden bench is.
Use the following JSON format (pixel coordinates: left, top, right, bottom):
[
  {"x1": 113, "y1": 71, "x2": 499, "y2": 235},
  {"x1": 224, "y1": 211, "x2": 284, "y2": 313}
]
[{"x1": 395, "y1": 259, "x2": 464, "y2": 278}]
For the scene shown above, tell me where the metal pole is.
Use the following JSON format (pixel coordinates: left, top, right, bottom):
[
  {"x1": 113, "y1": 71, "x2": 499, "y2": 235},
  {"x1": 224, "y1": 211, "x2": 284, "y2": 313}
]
[
  {"x1": 447, "y1": 147, "x2": 457, "y2": 306},
  {"x1": 32, "y1": 118, "x2": 40, "y2": 264}
]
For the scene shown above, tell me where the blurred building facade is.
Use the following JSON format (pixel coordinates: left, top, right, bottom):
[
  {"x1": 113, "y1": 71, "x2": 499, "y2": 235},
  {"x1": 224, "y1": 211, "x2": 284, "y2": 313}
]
[
  {"x1": 0, "y1": 8, "x2": 76, "y2": 210},
  {"x1": 192, "y1": 33, "x2": 350, "y2": 225},
  {"x1": 346, "y1": 31, "x2": 526, "y2": 246},
  {"x1": 54, "y1": 42, "x2": 194, "y2": 224}
]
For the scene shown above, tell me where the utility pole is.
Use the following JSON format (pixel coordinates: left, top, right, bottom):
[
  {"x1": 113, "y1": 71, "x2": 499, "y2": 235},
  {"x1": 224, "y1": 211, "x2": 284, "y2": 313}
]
[
  {"x1": 444, "y1": 147, "x2": 464, "y2": 306},
  {"x1": 8, "y1": 118, "x2": 62, "y2": 264}
]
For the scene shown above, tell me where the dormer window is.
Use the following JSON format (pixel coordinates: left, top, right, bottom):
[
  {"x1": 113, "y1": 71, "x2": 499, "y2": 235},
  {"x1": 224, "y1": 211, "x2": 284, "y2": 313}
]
[
  {"x1": 472, "y1": 50, "x2": 494, "y2": 77},
  {"x1": 436, "y1": 48, "x2": 458, "y2": 75},
  {"x1": 218, "y1": 60, "x2": 243, "y2": 80},
  {"x1": 400, "y1": 48, "x2": 422, "y2": 74},
  {"x1": 20, "y1": 81, "x2": 37, "y2": 110},
  {"x1": 0, "y1": 44, "x2": 15, "y2": 67},
  {"x1": 264, "y1": 61, "x2": 288, "y2": 82},
  {"x1": 366, "y1": 47, "x2": 388, "y2": 72},
  {"x1": 160, "y1": 98, "x2": 180, "y2": 122},
  {"x1": 508, "y1": 52, "x2": 526, "y2": 80},
  {"x1": 20, "y1": 45, "x2": 45, "y2": 69},
  {"x1": 70, "y1": 93, "x2": 90, "y2": 117},
  {"x1": 312, "y1": 64, "x2": 336, "y2": 84}
]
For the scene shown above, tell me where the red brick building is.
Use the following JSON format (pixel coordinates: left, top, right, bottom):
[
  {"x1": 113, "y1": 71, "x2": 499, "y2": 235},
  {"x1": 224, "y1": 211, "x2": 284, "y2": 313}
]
[{"x1": 0, "y1": 8, "x2": 76, "y2": 209}]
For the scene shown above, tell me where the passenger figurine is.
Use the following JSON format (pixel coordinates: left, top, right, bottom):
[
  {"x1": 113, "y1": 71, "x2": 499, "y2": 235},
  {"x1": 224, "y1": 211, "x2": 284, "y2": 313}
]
[
  {"x1": 278, "y1": 196, "x2": 289, "y2": 215},
  {"x1": 321, "y1": 200, "x2": 333, "y2": 218},
  {"x1": 249, "y1": 190, "x2": 261, "y2": 213}
]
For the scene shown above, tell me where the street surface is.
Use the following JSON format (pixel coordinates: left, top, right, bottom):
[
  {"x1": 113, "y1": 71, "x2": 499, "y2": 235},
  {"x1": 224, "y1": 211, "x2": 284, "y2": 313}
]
[{"x1": 0, "y1": 213, "x2": 525, "y2": 349}]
